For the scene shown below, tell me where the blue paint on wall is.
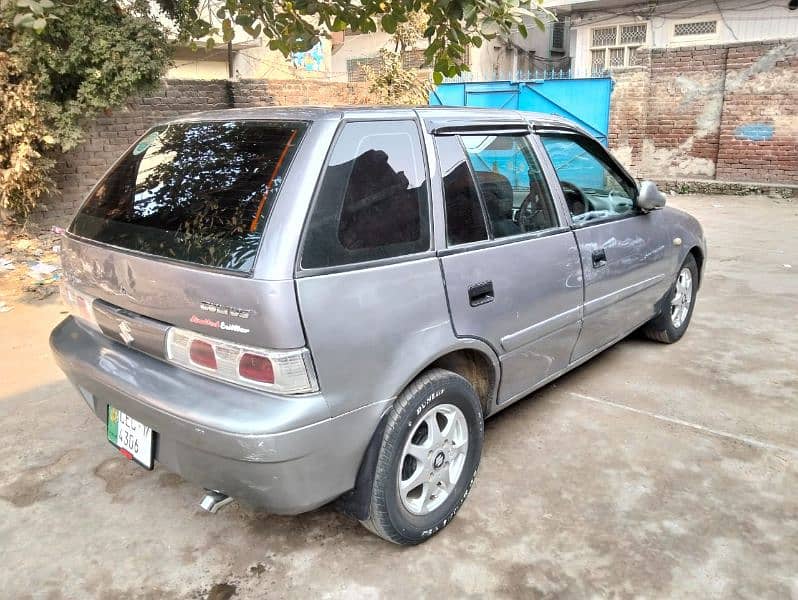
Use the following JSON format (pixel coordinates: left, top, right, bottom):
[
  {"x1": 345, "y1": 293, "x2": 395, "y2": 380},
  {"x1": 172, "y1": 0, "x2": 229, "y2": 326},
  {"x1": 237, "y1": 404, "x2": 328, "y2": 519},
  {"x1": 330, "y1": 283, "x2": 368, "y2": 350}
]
[{"x1": 734, "y1": 122, "x2": 774, "y2": 141}]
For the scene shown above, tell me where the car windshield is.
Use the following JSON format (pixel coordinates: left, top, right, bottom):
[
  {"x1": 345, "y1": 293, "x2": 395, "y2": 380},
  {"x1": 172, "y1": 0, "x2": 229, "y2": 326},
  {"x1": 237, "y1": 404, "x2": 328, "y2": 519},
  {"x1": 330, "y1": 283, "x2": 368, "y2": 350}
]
[{"x1": 70, "y1": 120, "x2": 306, "y2": 273}]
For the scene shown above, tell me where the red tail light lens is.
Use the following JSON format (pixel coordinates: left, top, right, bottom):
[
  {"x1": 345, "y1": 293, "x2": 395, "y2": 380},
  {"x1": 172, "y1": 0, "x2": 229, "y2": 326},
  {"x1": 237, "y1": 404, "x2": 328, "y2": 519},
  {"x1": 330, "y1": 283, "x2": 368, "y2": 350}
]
[
  {"x1": 189, "y1": 339, "x2": 217, "y2": 370},
  {"x1": 239, "y1": 353, "x2": 274, "y2": 383}
]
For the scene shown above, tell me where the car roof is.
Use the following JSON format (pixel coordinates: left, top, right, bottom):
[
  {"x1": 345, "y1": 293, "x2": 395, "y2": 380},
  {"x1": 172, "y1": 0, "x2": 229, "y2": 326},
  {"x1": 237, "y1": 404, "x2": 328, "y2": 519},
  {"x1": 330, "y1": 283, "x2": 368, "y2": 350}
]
[{"x1": 167, "y1": 105, "x2": 580, "y2": 131}]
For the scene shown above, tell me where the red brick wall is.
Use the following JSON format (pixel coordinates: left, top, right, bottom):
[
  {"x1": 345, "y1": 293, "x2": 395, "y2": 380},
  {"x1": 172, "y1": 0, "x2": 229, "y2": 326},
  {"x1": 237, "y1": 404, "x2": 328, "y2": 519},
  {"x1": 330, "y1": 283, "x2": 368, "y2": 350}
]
[
  {"x1": 715, "y1": 42, "x2": 798, "y2": 183},
  {"x1": 609, "y1": 39, "x2": 798, "y2": 184}
]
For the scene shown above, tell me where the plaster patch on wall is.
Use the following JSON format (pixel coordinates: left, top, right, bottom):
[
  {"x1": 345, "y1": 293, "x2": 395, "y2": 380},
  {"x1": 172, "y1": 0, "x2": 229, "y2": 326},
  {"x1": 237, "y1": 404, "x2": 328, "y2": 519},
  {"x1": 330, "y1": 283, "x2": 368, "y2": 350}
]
[
  {"x1": 610, "y1": 145, "x2": 633, "y2": 167},
  {"x1": 733, "y1": 123, "x2": 775, "y2": 141},
  {"x1": 640, "y1": 138, "x2": 716, "y2": 178},
  {"x1": 725, "y1": 41, "x2": 798, "y2": 93},
  {"x1": 673, "y1": 75, "x2": 723, "y2": 136}
]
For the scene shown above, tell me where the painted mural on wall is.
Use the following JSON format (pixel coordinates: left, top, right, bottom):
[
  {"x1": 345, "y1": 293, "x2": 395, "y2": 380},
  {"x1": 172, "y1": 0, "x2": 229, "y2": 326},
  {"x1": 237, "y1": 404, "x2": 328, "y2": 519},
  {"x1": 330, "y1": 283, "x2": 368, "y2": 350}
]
[{"x1": 291, "y1": 42, "x2": 324, "y2": 72}]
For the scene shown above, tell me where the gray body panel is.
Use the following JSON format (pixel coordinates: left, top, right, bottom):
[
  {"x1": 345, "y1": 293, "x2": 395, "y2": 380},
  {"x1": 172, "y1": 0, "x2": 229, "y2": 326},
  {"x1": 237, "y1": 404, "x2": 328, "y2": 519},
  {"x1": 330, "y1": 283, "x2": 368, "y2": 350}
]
[
  {"x1": 51, "y1": 317, "x2": 386, "y2": 513},
  {"x1": 50, "y1": 105, "x2": 707, "y2": 515},
  {"x1": 438, "y1": 232, "x2": 583, "y2": 403},
  {"x1": 570, "y1": 212, "x2": 671, "y2": 360},
  {"x1": 296, "y1": 258, "x2": 457, "y2": 418},
  {"x1": 60, "y1": 234, "x2": 306, "y2": 349}
]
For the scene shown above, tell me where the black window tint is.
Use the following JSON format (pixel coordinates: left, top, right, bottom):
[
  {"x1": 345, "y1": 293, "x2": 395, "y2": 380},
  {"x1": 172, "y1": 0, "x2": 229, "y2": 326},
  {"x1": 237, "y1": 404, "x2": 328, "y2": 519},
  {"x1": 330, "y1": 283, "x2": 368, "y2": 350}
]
[
  {"x1": 436, "y1": 136, "x2": 488, "y2": 246},
  {"x1": 540, "y1": 133, "x2": 637, "y2": 225},
  {"x1": 460, "y1": 134, "x2": 559, "y2": 238},
  {"x1": 70, "y1": 121, "x2": 305, "y2": 273},
  {"x1": 301, "y1": 121, "x2": 430, "y2": 269}
]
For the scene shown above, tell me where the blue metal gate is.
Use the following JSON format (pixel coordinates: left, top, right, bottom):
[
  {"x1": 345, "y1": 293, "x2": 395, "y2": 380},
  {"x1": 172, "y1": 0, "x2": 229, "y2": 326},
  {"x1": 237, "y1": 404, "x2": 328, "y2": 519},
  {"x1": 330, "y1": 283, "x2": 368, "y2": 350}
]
[{"x1": 429, "y1": 77, "x2": 613, "y2": 145}]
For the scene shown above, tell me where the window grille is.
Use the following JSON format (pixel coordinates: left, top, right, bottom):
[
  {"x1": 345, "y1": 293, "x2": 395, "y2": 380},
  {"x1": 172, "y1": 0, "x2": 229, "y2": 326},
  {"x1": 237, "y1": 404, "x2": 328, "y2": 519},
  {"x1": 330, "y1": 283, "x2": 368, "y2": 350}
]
[
  {"x1": 674, "y1": 21, "x2": 717, "y2": 36},
  {"x1": 620, "y1": 24, "x2": 646, "y2": 44},
  {"x1": 592, "y1": 27, "x2": 617, "y2": 47}
]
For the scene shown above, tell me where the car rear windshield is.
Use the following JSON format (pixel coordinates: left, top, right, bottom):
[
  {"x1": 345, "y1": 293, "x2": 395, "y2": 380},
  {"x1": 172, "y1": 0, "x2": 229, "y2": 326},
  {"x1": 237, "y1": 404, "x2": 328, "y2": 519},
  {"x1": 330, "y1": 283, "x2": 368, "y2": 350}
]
[{"x1": 70, "y1": 120, "x2": 306, "y2": 273}]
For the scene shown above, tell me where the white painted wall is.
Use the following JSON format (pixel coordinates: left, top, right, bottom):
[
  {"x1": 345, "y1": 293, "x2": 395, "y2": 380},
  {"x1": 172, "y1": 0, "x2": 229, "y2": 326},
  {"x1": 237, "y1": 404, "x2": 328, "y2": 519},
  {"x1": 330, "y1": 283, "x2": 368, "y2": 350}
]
[
  {"x1": 329, "y1": 31, "x2": 396, "y2": 77},
  {"x1": 568, "y1": 0, "x2": 798, "y2": 73}
]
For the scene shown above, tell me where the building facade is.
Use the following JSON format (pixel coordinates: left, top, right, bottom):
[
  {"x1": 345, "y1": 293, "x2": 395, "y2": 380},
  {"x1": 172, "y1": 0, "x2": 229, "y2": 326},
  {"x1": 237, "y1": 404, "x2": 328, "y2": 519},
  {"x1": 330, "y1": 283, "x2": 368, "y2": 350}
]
[{"x1": 545, "y1": 0, "x2": 798, "y2": 74}]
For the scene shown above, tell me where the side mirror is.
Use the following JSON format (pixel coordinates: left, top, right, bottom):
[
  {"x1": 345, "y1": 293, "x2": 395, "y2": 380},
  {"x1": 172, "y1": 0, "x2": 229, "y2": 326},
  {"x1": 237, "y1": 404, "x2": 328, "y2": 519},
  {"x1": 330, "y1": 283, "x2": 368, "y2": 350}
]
[{"x1": 637, "y1": 180, "x2": 666, "y2": 212}]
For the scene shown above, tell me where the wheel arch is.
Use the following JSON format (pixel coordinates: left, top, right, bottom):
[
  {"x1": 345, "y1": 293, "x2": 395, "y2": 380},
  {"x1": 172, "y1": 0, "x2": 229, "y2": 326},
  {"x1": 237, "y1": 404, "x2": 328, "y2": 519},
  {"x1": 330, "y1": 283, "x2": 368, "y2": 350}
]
[
  {"x1": 688, "y1": 245, "x2": 704, "y2": 288},
  {"x1": 335, "y1": 340, "x2": 500, "y2": 521},
  {"x1": 396, "y1": 340, "x2": 501, "y2": 418}
]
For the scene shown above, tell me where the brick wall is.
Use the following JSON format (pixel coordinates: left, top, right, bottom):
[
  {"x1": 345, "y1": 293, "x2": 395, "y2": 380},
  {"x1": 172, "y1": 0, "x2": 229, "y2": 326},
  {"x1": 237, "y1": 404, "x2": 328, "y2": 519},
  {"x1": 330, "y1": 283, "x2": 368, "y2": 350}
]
[
  {"x1": 36, "y1": 78, "x2": 371, "y2": 226},
  {"x1": 43, "y1": 80, "x2": 232, "y2": 227},
  {"x1": 232, "y1": 79, "x2": 370, "y2": 107},
  {"x1": 609, "y1": 38, "x2": 798, "y2": 184}
]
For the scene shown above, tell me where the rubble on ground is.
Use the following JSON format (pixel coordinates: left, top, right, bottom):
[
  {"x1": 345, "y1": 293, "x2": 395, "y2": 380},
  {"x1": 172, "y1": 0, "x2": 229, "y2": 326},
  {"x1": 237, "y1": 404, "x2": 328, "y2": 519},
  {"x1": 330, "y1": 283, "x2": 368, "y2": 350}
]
[{"x1": 0, "y1": 223, "x2": 64, "y2": 305}]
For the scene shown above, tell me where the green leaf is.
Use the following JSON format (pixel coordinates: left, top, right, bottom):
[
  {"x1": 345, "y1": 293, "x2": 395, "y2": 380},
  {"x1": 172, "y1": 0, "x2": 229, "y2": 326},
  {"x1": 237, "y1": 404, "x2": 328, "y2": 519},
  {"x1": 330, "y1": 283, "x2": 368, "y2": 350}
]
[
  {"x1": 471, "y1": 35, "x2": 483, "y2": 48},
  {"x1": 222, "y1": 18, "x2": 234, "y2": 42},
  {"x1": 381, "y1": 14, "x2": 396, "y2": 34},
  {"x1": 32, "y1": 17, "x2": 47, "y2": 32},
  {"x1": 535, "y1": 17, "x2": 546, "y2": 32},
  {"x1": 205, "y1": 37, "x2": 216, "y2": 50},
  {"x1": 518, "y1": 23, "x2": 527, "y2": 37},
  {"x1": 331, "y1": 16, "x2": 347, "y2": 31},
  {"x1": 433, "y1": 70, "x2": 444, "y2": 85}
]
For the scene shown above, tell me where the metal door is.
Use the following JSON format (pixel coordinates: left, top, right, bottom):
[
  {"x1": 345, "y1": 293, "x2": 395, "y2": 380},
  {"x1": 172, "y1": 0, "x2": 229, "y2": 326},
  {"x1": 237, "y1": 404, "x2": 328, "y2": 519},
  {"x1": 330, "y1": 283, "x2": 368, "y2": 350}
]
[
  {"x1": 429, "y1": 77, "x2": 613, "y2": 144},
  {"x1": 440, "y1": 234, "x2": 583, "y2": 404},
  {"x1": 571, "y1": 213, "x2": 671, "y2": 360},
  {"x1": 431, "y1": 131, "x2": 583, "y2": 405}
]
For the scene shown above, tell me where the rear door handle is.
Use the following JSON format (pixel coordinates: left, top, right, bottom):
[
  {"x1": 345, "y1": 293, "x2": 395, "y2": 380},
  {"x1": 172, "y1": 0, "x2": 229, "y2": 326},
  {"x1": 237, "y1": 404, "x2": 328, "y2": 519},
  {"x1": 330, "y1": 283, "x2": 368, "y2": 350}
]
[
  {"x1": 468, "y1": 281, "x2": 494, "y2": 306},
  {"x1": 592, "y1": 249, "x2": 607, "y2": 268}
]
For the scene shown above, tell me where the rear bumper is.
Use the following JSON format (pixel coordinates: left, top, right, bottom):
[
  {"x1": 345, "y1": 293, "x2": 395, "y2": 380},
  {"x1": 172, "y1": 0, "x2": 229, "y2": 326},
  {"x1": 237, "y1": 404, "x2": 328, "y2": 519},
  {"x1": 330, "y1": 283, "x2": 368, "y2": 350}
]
[{"x1": 50, "y1": 317, "x2": 388, "y2": 514}]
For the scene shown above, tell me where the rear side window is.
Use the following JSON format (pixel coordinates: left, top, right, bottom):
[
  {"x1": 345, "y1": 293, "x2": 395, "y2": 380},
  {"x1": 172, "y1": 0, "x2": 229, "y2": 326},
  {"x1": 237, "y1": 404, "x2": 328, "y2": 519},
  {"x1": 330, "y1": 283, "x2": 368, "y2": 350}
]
[
  {"x1": 435, "y1": 136, "x2": 488, "y2": 245},
  {"x1": 301, "y1": 121, "x2": 430, "y2": 269},
  {"x1": 70, "y1": 120, "x2": 305, "y2": 273}
]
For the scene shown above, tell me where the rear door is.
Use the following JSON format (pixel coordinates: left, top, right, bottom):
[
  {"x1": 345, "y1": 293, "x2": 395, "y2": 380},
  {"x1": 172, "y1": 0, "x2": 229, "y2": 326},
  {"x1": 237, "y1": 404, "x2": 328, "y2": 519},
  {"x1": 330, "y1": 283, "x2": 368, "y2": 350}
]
[
  {"x1": 433, "y1": 130, "x2": 583, "y2": 405},
  {"x1": 63, "y1": 119, "x2": 310, "y2": 350},
  {"x1": 537, "y1": 131, "x2": 671, "y2": 360}
]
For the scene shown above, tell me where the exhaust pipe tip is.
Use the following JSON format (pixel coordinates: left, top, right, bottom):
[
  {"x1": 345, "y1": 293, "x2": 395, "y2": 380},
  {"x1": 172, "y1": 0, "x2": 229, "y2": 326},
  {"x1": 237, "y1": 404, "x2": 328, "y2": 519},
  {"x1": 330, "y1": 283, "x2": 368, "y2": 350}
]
[{"x1": 200, "y1": 490, "x2": 233, "y2": 514}]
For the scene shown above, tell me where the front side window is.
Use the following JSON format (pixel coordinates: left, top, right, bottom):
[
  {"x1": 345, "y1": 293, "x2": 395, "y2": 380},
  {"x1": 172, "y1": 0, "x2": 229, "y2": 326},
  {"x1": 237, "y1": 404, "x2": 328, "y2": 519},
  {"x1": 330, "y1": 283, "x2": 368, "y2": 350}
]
[
  {"x1": 540, "y1": 133, "x2": 637, "y2": 225},
  {"x1": 301, "y1": 121, "x2": 429, "y2": 269},
  {"x1": 460, "y1": 134, "x2": 558, "y2": 238},
  {"x1": 70, "y1": 120, "x2": 306, "y2": 273}
]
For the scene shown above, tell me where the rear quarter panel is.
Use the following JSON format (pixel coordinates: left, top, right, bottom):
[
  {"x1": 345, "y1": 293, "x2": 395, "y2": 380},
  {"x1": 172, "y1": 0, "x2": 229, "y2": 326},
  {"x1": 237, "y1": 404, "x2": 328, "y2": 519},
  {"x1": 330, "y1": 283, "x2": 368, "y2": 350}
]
[{"x1": 296, "y1": 258, "x2": 469, "y2": 417}]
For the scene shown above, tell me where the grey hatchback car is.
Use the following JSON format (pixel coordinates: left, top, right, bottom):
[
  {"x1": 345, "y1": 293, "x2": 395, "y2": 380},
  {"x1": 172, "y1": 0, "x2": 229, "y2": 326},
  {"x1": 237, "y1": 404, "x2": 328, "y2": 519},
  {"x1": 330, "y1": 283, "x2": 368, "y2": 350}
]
[{"x1": 51, "y1": 106, "x2": 705, "y2": 544}]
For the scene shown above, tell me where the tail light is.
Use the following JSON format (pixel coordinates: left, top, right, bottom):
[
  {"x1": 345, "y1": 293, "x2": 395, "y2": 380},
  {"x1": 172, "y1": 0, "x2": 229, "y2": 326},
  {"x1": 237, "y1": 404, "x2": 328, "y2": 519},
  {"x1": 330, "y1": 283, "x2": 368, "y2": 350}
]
[
  {"x1": 166, "y1": 327, "x2": 318, "y2": 395},
  {"x1": 61, "y1": 283, "x2": 100, "y2": 331},
  {"x1": 189, "y1": 339, "x2": 217, "y2": 370}
]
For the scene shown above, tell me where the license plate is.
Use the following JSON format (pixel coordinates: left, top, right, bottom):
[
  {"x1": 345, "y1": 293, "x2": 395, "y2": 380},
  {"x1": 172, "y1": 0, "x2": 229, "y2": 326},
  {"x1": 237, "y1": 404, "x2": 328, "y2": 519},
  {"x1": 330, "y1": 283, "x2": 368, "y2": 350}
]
[{"x1": 107, "y1": 405, "x2": 154, "y2": 469}]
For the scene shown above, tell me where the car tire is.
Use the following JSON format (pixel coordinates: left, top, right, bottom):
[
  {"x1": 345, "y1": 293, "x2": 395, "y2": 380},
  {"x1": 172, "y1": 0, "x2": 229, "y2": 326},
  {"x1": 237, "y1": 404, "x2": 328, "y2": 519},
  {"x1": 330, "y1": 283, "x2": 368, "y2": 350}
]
[
  {"x1": 360, "y1": 368, "x2": 483, "y2": 545},
  {"x1": 642, "y1": 253, "x2": 699, "y2": 344}
]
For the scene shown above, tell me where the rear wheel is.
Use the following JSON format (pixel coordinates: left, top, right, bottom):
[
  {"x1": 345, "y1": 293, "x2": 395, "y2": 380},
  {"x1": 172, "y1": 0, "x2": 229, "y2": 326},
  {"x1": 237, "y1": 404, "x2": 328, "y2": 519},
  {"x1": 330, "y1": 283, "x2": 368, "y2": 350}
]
[
  {"x1": 361, "y1": 368, "x2": 483, "y2": 545},
  {"x1": 643, "y1": 254, "x2": 699, "y2": 343}
]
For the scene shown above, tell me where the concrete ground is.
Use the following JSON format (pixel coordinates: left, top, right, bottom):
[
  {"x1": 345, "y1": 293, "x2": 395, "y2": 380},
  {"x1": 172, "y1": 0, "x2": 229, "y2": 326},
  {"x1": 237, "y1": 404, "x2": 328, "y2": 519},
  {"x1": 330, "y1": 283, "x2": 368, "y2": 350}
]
[{"x1": 1, "y1": 195, "x2": 796, "y2": 599}]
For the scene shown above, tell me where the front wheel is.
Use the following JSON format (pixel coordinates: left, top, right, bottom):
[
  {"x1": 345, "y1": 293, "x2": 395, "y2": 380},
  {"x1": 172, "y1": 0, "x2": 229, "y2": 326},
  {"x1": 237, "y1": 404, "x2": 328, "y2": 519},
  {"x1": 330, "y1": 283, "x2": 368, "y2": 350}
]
[
  {"x1": 361, "y1": 368, "x2": 483, "y2": 545},
  {"x1": 642, "y1": 254, "x2": 699, "y2": 343}
]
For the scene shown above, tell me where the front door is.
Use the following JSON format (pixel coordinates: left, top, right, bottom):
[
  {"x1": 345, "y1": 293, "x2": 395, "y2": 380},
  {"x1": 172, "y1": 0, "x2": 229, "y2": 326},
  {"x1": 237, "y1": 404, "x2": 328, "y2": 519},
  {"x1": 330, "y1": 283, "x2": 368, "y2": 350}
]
[
  {"x1": 537, "y1": 131, "x2": 671, "y2": 360},
  {"x1": 434, "y1": 132, "x2": 583, "y2": 405}
]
